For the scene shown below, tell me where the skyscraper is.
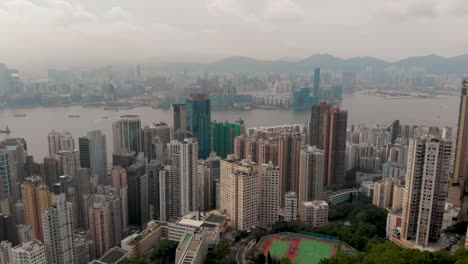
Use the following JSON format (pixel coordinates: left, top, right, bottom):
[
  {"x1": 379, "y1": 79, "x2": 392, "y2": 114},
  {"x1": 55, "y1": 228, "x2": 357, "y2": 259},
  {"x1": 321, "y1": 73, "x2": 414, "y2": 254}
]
[
  {"x1": 0, "y1": 149, "x2": 12, "y2": 202},
  {"x1": 88, "y1": 204, "x2": 110, "y2": 257},
  {"x1": 313, "y1": 68, "x2": 321, "y2": 98},
  {"x1": 1, "y1": 138, "x2": 28, "y2": 201},
  {"x1": 298, "y1": 146, "x2": 324, "y2": 206},
  {"x1": 47, "y1": 131, "x2": 74, "y2": 157},
  {"x1": 41, "y1": 157, "x2": 59, "y2": 191},
  {"x1": 220, "y1": 156, "x2": 258, "y2": 230},
  {"x1": 197, "y1": 153, "x2": 221, "y2": 212},
  {"x1": 391, "y1": 120, "x2": 400, "y2": 144},
  {"x1": 147, "y1": 160, "x2": 164, "y2": 220},
  {"x1": 401, "y1": 136, "x2": 451, "y2": 247},
  {"x1": 186, "y1": 94, "x2": 211, "y2": 159},
  {"x1": 454, "y1": 77, "x2": 468, "y2": 213},
  {"x1": 79, "y1": 130, "x2": 107, "y2": 185},
  {"x1": 278, "y1": 133, "x2": 301, "y2": 206},
  {"x1": 41, "y1": 194, "x2": 76, "y2": 264},
  {"x1": 112, "y1": 115, "x2": 141, "y2": 155},
  {"x1": 211, "y1": 120, "x2": 244, "y2": 158},
  {"x1": 20, "y1": 177, "x2": 54, "y2": 241},
  {"x1": 259, "y1": 162, "x2": 279, "y2": 227},
  {"x1": 56, "y1": 150, "x2": 80, "y2": 177},
  {"x1": 126, "y1": 162, "x2": 149, "y2": 229},
  {"x1": 171, "y1": 104, "x2": 187, "y2": 141},
  {"x1": 167, "y1": 139, "x2": 199, "y2": 216},
  {"x1": 309, "y1": 102, "x2": 348, "y2": 186},
  {"x1": 341, "y1": 72, "x2": 357, "y2": 93},
  {"x1": 141, "y1": 122, "x2": 171, "y2": 162}
]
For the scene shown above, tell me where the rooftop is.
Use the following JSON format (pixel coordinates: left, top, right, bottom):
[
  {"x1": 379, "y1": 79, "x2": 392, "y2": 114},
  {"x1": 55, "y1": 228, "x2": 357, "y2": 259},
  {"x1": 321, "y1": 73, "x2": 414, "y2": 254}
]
[
  {"x1": 98, "y1": 247, "x2": 128, "y2": 264},
  {"x1": 179, "y1": 218, "x2": 204, "y2": 227},
  {"x1": 205, "y1": 214, "x2": 226, "y2": 224}
]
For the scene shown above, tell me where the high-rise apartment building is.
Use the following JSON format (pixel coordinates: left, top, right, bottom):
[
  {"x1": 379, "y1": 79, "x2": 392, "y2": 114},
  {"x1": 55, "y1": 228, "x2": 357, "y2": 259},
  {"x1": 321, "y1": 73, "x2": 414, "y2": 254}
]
[
  {"x1": 141, "y1": 122, "x2": 171, "y2": 162},
  {"x1": 373, "y1": 177, "x2": 403, "y2": 209},
  {"x1": 79, "y1": 130, "x2": 107, "y2": 185},
  {"x1": 56, "y1": 150, "x2": 80, "y2": 177},
  {"x1": 127, "y1": 162, "x2": 149, "y2": 229},
  {"x1": 284, "y1": 192, "x2": 297, "y2": 222},
  {"x1": 147, "y1": 160, "x2": 164, "y2": 220},
  {"x1": 298, "y1": 146, "x2": 324, "y2": 206},
  {"x1": 41, "y1": 157, "x2": 59, "y2": 191},
  {"x1": 10, "y1": 240, "x2": 46, "y2": 264},
  {"x1": 88, "y1": 204, "x2": 110, "y2": 257},
  {"x1": 41, "y1": 194, "x2": 76, "y2": 264},
  {"x1": 197, "y1": 154, "x2": 221, "y2": 212},
  {"x1": 212, "y1": 120, "x2": 244, "y2": 158},
  {"x1": 171, "y1": 103, "x2": 187, "y2": 141},
  {"x1": 300, "y1": 200, "x2": 328, "y2": 227},
  {"x1": 20, "y1": 178, "x2": 54, "y2": 241},
  {"x1": 259, "y1": 162, "x2": 279, "y2": 227},
  {"x1": 112, "y1": 115, "x2": 141, "y2": 155},
  {"x1": 47, "y1": 131, "x2": 74, "y2": 157},
  {"x1": 401, "y1": 136, "x2": 451, "y2": 247},
  {"x1": 278, "y1": 133, "x2": 301, "y2": 206},
  {"x1": 0, "y1": 241, "x2": 12, "y2": 264},
  {"x1": 159, "y1": 165, "x2": 177, "y2": 221},
  {"x1": 167, "y1": 139, "x2": 199, "y2": 216},
  {"x1": 186, "y1": 94, "x2": 211, "y2": 159},
  {"x1": 220, "y1": 156, "x2": 258, "y2": 230},
  {"x1": 309, "y1": 102, "x2": 348, "y2": 186},
  {"x1": 257, "y1": 140, "x2": 278, "y2": 166}
]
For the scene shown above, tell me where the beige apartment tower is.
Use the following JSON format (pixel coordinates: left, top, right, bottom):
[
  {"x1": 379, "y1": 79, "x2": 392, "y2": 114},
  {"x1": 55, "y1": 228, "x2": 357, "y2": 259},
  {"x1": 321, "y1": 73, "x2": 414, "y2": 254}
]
[
  {"x1": 219, "y1": 156, "x2": 258, "y2": 230},
  {"x1": 401, "y1": 136, "x2": 451, "y2": 247}
]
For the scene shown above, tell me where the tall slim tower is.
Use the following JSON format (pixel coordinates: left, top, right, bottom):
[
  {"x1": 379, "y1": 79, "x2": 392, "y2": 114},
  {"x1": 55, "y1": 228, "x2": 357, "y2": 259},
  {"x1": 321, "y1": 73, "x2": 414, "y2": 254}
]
[
  {"x1": 212, "y1": 120, "x2": 243, "y2": 158},
  {"x1": 278, "y1": 133, "x2": 301, "y2": 206},
  {"x1": 112, "y1": 115, "x2": 141, "y2": 155},
  {"x1": 454, "y1": 77, "x2": 468, "y2": 213},
  {"x1": 401, "y1": 136, "x2": 451, "y2": 247},
  {"x1": 20, "y1": 178, "x2": 53, "y2": 241},
  {"x1": 0, "y1": 149, "x2": 12, "y2": 202},
  {"x1": 41, "y1": 194, "x2": 76, "y2": 264},
  {"x1": 298, "y1": 146, "x2": 324, "y2": 206},
  {"x1": 167, "y1": 139, "x2": 199, "y2": 216},
  {"x1": 171, "y1": 104, "x2": 187, "y2": 141},
  {"x1": 88, "y1": 204, "x2": 110, "y2": 257},
  {"x1": 126, "y1": 162, "x2": 148, "y2": 229},
  {"x1": 259, "y1": 162, "x2": 279, "y2": 227},
  {"x1": 80, "y1": 131, "x2": 107, "y2": 185},
  {"x1": 309, "y1": 102, "x2": 347, "y2": 186},
  {"x1": 56, "y1": 150, "x2": 80, "y2": 177},
  {"x1": 186, "y1": 94, "x2": 211, "y2": 159},
  {"x1": 313, "y1": 68, "x2": 321, "y2": 98}
]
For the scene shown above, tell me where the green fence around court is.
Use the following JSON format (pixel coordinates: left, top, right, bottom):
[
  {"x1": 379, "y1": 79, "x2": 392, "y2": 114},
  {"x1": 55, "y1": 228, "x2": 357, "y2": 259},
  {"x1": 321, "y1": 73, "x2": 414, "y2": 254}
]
[{"x1": 299, "y1": 231, "x2": 340, "y2": 242}]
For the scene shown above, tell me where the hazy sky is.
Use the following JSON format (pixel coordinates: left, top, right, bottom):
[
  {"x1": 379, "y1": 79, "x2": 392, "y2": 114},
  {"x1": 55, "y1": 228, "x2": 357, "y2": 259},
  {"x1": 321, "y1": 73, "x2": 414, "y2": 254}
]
[{"x1": 1, "y1": 0, "x2": 468, "y2": 68}]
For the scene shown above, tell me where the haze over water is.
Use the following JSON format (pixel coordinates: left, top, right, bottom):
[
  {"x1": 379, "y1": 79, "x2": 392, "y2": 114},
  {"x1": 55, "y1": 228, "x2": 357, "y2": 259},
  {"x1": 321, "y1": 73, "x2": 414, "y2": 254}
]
[{"x1": 0, "y1": 94, "x2": 458, "y2": 160}]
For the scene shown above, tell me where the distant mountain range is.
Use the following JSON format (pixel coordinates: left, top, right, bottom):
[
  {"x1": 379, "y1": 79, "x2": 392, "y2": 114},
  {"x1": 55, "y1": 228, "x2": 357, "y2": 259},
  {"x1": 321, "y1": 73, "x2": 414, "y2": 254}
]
[{"x1": 156, "y1": 54, "x2": 468, "y2": 74}]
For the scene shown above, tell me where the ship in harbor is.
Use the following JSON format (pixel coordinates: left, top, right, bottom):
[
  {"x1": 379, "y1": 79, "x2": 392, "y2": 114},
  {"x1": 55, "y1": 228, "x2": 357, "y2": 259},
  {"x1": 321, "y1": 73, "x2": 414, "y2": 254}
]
[{"x1": 0, "y1": 126, "x2": 11, "y2": 134}]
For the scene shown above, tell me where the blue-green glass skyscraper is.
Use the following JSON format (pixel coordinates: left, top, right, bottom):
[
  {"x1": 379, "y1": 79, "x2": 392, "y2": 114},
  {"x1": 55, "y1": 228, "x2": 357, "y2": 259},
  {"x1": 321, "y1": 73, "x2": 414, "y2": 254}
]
[{"x1": 186, "y1": 94, "x2": 211, "y2": 159}]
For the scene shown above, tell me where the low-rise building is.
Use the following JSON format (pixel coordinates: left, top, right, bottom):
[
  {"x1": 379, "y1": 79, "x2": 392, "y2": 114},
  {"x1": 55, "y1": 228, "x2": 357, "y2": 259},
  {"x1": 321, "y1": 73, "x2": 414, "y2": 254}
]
[
  {"x1": 324, "y1": 188, "x2": 358, "y2": 205},
  {"x1": 300, "y1": 200, "x2": 328, "y2": 227},
  {"x1": 175, "y1": 230, "x2": 209, "y2": 264},
  {"x1": 121, "y1": 221, "x2": 163, "y2": 258}
]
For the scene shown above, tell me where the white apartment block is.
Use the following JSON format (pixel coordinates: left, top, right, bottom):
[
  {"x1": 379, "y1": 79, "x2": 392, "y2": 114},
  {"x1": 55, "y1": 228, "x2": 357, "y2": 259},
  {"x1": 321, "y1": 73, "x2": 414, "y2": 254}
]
[
  {"x1": 259, "y1": 162, "x2": 279, "y2": 227},
  {"x1": 300, "y1": 200, "x2": 329, "y2": 227},
  {"x1": 11, "y1": 240, "x2": 46, "y2": 264},
  {"x1": 284, "y1": 192, "x2": 297, "y2": 222}
]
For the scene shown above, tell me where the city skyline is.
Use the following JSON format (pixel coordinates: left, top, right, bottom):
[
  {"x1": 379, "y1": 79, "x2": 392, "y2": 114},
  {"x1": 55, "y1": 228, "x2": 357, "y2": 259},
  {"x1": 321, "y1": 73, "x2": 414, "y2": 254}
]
[{"x1": 2, "y1": 0, "x2": 468, "y2": 74}]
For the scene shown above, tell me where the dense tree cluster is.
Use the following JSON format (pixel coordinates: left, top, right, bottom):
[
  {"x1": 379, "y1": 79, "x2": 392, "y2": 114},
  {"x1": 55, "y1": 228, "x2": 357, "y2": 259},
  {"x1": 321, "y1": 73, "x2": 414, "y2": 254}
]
[
  {"x1": 205, "y1": 240, "x2": 231, "y2": 264},
  {"x1": 270, "y1": 203, "x2": 387, "y2": 251},
  {"x1": 320, "y1": 241, "x2": 468, "y2": 264}
]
